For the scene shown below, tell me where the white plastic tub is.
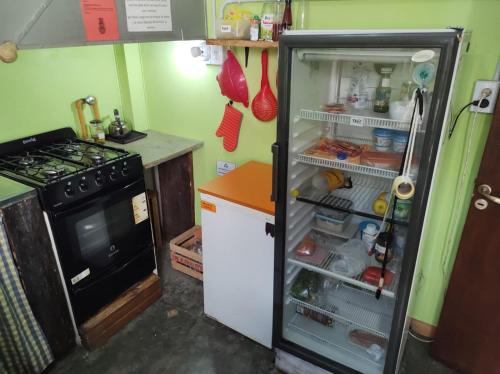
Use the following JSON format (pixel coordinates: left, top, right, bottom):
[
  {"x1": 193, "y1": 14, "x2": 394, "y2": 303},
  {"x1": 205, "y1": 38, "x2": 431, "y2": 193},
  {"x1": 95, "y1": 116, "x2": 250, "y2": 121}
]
[{"x1": 315, "y1": 208, "x2": 351, "y2": 234}]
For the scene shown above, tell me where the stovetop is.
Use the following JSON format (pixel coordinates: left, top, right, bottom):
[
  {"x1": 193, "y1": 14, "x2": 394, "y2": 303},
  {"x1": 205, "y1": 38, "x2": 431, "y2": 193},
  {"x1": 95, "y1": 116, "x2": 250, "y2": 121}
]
[
  {"x1": 0, "y1": 128, "x2": 144, "y2": 210},
  {"x1": 0, "y1": 139, "x2": 128, "y2": 184}
]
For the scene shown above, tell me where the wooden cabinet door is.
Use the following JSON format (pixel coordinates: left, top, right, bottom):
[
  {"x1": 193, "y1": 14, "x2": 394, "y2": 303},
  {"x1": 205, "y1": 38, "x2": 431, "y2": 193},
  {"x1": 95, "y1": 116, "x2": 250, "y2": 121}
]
[{"x1": 432, "y1": 97, "x2": 500, "y2": 373}]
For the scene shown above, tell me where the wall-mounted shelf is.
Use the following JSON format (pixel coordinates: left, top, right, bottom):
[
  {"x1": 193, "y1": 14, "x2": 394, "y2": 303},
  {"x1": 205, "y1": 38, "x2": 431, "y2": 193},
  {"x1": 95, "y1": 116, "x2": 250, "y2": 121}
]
[{"x1": 206, "y1": 39, "x2": 278, "y2": 48}]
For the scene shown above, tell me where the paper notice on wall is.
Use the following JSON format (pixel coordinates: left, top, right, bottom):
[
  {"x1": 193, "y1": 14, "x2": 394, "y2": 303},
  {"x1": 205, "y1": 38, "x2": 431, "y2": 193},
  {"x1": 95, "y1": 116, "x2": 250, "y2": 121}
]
[
  {"x1": 125, "y1": 0, "x2": 172, "y2": 32},
  {"x1": 80, "y1": 0, "x2": 120, "y2": 41},
  {"x1": 132, "y1": 192, "x2": 149, "y2": 224}
]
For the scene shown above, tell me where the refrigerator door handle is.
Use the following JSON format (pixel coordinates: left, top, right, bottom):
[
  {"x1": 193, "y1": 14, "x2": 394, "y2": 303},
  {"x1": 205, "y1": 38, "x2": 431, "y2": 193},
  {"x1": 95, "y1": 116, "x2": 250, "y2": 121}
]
[{"x1": 271, "y1": 143, "x2": 280, "y2": 202}]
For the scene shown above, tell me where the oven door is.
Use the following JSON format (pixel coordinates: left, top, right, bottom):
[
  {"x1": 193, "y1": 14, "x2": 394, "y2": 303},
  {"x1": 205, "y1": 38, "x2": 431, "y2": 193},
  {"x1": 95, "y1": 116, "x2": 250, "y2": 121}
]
[{"x1": 51, "y1": 178, "x2": 153, "y2": 289}]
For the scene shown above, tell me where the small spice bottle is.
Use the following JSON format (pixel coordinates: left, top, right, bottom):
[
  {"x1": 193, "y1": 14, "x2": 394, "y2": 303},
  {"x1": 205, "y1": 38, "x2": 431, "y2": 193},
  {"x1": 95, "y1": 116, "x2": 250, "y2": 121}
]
[{"x1": 250, "y1": 16, "x2": 260, "y2": 41}]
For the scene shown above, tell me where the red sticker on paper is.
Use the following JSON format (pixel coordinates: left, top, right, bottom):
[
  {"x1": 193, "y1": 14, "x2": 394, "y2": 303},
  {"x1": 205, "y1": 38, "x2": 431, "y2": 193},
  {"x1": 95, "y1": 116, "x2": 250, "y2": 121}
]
[{"x1": 80, "y1": 0, "x2": 120, "y2": 41}]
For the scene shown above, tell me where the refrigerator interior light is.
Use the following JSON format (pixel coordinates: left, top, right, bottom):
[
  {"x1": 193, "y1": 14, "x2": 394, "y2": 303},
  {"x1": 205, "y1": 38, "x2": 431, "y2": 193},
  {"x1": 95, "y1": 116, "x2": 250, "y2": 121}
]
[{"x1": 297, "y1": 49, "x2": 415, "y2": 63}]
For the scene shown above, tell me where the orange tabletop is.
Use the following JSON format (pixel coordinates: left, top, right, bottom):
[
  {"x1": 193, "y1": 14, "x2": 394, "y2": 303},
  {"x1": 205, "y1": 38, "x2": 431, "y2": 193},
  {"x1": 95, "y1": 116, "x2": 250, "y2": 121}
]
[{"x1": 198, "y1": 161, "x2": 275, "y2": 216}]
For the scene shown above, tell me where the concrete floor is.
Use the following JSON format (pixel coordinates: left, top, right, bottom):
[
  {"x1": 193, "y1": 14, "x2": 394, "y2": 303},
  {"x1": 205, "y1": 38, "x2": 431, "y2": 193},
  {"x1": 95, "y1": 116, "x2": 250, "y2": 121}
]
[{"x1": 48, "y1": 248, "x2": 455, "y2": 374}]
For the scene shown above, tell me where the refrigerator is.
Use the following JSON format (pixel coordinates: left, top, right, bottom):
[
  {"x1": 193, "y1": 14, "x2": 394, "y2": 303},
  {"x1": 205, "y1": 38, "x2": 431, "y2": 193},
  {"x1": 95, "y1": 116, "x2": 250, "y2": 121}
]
[{"x1": 271, "y1": 29, "x2": 464, "y2": 374}]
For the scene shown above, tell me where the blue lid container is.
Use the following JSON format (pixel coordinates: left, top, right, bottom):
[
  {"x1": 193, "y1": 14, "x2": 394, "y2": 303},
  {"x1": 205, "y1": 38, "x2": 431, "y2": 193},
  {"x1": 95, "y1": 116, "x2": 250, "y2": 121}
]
[{"x1": 373, "y1": 128, "x2": 394, "y2": 138}]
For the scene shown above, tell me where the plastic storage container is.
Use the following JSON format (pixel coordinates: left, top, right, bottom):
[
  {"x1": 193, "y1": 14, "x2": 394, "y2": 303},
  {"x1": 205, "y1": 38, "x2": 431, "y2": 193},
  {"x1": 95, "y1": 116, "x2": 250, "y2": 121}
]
[
  {"x1": 216, "y1": 19, "x2": 251, "y2": 39},
  {"x1": 392, "y1": 131, "x2": 409, "y2": 153},
  {"x1": 373, "y1": 128, "x2": 393, "y2": 151},
  {"x1": 315, "y1": 207, "x2": 351, "y2": 234}
]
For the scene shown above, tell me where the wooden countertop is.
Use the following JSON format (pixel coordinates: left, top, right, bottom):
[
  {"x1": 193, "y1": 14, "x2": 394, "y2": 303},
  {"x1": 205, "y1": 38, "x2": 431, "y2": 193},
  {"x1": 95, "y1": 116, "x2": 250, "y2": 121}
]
[
  {"x1": 105, "y1": 130, "x2": 203, "y2": 169},
  {"x1": 198, "y1": 161, "x2": 275, "y2": 216}
]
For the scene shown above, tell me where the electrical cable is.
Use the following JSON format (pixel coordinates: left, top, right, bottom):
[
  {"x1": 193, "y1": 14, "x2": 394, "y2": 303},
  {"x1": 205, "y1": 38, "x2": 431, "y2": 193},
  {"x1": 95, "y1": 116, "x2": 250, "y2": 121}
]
[
  {"x1": 448, "y1": 99, "x2": 489, "y2": 139},
  {"x1": 408, "y1": 329, "x2": 435, "y2": 343},
  {"x1": 440, "y1": 96, "x2": 487, "y2": 278}
]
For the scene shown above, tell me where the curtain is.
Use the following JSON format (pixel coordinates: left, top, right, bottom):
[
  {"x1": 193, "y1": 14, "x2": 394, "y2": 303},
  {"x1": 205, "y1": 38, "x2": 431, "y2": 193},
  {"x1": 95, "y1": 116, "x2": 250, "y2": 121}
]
[{"x1": 0, "y1": 216, "x2": 53, "y2": 374}]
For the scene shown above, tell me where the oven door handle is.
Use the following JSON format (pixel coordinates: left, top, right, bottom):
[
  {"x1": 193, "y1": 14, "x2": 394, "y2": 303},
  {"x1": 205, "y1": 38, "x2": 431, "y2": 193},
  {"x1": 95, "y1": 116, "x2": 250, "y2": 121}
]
[
  {"x1": 71, "y1": 248, "x2": 150, "y2": 293},
  {"x1": 53, "y1": 178, "x2": 145, "y2": 219}
]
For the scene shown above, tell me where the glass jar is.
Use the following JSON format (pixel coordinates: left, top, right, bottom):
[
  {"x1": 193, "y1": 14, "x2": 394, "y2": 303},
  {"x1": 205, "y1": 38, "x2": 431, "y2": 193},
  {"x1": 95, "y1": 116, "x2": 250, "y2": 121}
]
[{"x1": 90, "y1": 119, "x2": 106, "y2": 144}]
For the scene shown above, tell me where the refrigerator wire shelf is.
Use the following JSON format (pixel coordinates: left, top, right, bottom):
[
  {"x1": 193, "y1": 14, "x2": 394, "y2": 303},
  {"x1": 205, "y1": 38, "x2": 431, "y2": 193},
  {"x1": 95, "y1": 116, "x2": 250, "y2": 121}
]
[
  {"x1": 288, "y1": 281, "x2": 393, "y2": 338},
  {"x1": 299, "y1": 109, "x2": 411, "y2": 131},
  {"x1": 295, "y1": 184, "x2": 408, "y2": 226},
  {"x1": 288, "y1": 252, "x2": 399, "y2": 298},
  {"x1": 288, "y1": 313, "x2": 384, "y2": 369},
  {"x1": 296, "y1": 153, "x2": 399, "y2": 179}
]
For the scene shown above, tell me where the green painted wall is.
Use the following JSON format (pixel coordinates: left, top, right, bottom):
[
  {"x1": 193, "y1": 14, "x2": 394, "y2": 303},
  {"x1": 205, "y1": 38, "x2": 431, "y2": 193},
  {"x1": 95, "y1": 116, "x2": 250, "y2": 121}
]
[
  {"x1": 0, "y1": 0, "x2": 498, "y2": 327},
  {"x1": 140, "y1": 0, "x2": 500, "y2": 326},
  {"x1": 0, "y1": 45, "x2": 136, "y2": 142}
]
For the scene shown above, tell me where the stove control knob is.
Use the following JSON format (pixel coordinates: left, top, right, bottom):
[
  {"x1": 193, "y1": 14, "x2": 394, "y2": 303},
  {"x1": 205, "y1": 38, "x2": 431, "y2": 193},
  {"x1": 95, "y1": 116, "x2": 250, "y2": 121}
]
[
  {"x1": 109, "y1": 168, "x2": 118, "y2": 181},
  {"x1": 122, "y1": 162, "x2": 129, "y2": 176},
  {"x1": 79, "y1": 177, "x2": 89, "y2": 192},
  {"x1": 64, "y1": 182, "x2": 75, "y2": 197},
  {"x1": 95, "y1": 171, "x2": 104, "y2": 186}
]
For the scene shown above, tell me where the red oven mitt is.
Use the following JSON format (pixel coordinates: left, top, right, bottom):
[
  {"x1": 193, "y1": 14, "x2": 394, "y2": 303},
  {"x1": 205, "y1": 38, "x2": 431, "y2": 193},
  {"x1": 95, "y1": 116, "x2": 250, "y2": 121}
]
[{"x1": 216, "y1": 103, "x2": 243, "y2": 152}]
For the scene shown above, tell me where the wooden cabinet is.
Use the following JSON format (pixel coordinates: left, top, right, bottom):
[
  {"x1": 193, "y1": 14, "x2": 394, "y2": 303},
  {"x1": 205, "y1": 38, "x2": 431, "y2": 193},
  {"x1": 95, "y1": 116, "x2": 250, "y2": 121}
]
[
  {"x1": 1, "y1": 195, "x2": 75, "y2": 359},
  {"x1": 0, "y1": 0, "x2": 206, "y2": 49}
]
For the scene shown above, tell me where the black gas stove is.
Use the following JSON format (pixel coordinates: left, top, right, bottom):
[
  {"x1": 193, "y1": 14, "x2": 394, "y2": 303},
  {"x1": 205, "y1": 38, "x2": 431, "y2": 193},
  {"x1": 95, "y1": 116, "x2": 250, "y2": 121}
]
[
  {"x1": 0, "y1": 127, "x2": 143, "y2": 210},
  {"x1": 0, "y1": 128, "x2": 155, "y2": 326}
]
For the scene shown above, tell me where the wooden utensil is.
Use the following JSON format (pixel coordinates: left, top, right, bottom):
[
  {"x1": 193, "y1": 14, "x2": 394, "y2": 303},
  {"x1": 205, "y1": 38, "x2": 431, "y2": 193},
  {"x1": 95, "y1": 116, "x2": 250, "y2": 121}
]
[
  {"x1": 251, "y1": 50, "x2": 277, "y2": 122},
  {"x1": 75, "y1": 99, "x2": 89, "y2": 140}
]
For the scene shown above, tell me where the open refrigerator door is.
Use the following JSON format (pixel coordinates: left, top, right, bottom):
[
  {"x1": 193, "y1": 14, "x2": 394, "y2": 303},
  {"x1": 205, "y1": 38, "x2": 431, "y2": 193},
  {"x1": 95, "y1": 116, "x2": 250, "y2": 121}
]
[{"x1": 273, "y1": 30, "x2": 462, "y2": 374}]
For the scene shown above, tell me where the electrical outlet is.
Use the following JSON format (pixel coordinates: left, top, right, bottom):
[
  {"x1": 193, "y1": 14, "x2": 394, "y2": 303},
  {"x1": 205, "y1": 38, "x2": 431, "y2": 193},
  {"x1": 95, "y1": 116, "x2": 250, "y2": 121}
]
[
  {"x1": 470, "y1": 80, "x2": 500, "y2": 114},
  {"x1": 208, "y1": 45, "x2": 224, "y2": 65},
  {"x1": 216, "y1": 160, "x2": 235, "y2": 176}
]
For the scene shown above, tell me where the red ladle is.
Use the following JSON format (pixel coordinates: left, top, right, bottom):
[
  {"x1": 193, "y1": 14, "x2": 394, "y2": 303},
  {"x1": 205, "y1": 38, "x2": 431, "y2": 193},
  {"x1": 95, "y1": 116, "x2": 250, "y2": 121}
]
[{"x1": 251, "y1": 50, "x2": 277, "y2": 122}]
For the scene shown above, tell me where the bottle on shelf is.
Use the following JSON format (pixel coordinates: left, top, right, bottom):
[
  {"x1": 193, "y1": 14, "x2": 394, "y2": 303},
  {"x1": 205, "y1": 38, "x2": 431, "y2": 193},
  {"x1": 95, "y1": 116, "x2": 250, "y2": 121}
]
[
  {"x1": 272, "y1": 0, "x2": 285, "y2": 41},
  {"x1": 373, "y1": 67, "x2": 393, "y2": 113},
  {"x1": 260, "y1": 3, "x2": 275, "y2": 41},
  {"x1": 250, "y1": 16, "x2": 260, "y2": 41},
  {"x1": 282, "y1": 0, "x2": 293, "y2": 31},
  {"x1": 295, "y1": 0, "x2": 307, "y2": 30}
]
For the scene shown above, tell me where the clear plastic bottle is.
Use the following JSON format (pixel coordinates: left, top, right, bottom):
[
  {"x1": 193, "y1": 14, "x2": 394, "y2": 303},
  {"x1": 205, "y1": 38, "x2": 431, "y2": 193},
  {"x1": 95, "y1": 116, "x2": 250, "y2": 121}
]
[
  {"x1": 272, "y1": 0, "x2": 284, "y2": 41},
  {"x1": 374, "y1": 68, "x2": 393, "y2": 113},
  {"x1": 295, "y1": 0, "x2": 307, "y2": 30},
  {"x1": 261, "y1": 3, "x2": 275, "y2": 41}
]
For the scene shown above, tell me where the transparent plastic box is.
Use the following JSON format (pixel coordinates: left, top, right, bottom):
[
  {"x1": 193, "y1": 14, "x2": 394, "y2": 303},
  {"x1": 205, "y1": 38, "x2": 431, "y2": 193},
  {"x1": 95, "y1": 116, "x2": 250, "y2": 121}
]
[{"x1": 216, "y1": 19, "x2": 251, "y2": 39}]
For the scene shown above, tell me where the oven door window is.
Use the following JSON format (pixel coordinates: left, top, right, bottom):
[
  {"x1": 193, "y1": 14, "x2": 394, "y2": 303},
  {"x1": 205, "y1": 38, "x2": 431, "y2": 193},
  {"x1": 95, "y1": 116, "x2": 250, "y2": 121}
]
[{"x1": 52, "y1": 179, "x2": 153, "y2": 287}]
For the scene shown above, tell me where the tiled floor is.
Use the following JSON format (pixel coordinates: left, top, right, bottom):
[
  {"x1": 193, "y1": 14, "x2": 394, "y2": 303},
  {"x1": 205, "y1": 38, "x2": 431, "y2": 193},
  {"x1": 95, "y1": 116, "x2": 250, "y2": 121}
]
[{"x1": 48, "y1": 248, "x2": 455, "y2": 374}]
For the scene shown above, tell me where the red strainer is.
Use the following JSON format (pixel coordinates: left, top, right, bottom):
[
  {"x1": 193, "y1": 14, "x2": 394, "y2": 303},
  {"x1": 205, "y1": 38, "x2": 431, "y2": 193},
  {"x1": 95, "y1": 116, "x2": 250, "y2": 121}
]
[
  {"x1": 216, "y1": 51, "x2": 249, "y2": 107},
  {"x1": 251, "y1": 49, "x2": 277, "y2": 122}
]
